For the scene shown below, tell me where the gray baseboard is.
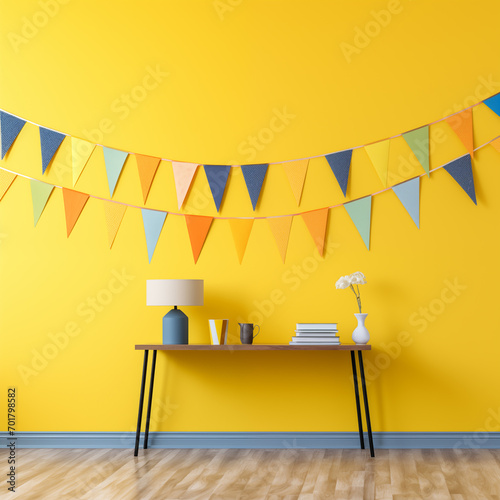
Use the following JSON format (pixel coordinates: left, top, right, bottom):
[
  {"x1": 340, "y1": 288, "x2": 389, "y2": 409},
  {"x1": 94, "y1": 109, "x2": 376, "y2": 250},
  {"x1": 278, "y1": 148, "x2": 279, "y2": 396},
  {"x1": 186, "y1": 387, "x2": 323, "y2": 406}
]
[{"x1": 2, "y1": 432, "x2": 500, "y2": 449}]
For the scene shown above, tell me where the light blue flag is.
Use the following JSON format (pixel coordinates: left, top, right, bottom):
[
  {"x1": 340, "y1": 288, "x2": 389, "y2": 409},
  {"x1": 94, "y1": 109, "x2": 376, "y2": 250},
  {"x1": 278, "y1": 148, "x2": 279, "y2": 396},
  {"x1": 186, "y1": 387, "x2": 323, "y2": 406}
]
[
  {"x1": 103, "y1": 147, "x2": 128, "y2": 197},
  {"x1": 392, "y1": 177, "x2": 420, "y2": 228},
  {"x1": 241, "y1": 164, "x2": 268, "y2": 210},
  {"x1": 344, "y1": 196, "x2": 372, "y2": 250},
  {"x1": 141, "y1": 209, "x2": 167, "y2": 263}
]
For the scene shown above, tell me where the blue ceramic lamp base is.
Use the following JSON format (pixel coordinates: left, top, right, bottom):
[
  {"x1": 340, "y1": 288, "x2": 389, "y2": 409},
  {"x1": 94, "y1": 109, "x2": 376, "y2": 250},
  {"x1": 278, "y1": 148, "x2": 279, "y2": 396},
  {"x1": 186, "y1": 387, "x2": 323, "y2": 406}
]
[{"x1": 162, "y1": 307, "x2": 188, "y2": 344}]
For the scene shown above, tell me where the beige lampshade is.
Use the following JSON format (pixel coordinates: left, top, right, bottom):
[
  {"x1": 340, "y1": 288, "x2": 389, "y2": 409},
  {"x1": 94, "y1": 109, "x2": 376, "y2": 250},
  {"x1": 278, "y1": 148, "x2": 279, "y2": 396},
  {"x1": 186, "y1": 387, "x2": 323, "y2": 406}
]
[{"x1": 146, "y1": 279, "x2": 204, "y2": 306}]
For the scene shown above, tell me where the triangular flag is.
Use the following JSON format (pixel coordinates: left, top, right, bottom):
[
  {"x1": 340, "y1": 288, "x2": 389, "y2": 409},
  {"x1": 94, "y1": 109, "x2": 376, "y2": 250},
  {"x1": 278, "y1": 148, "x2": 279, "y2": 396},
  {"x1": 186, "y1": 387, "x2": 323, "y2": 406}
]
[
  {"x1": 103, "y1": 201, "x2": 127, "y2": 248},
  {"x1": 30, "y1": 179, "x2": 53, "y2": 226},
  {"x1": 40, "y1": 127, "x2": 65, "y2": 174},
  {"x1": 241, "y1": 164, "x2": 268, "y2": 210},
  {"x1": 141, "y1": 209, "x2": 167, "y2": 263},
  {"x1": 62, "y1": 188, "x2": 89, "y2": 237},
  {"x1": 268, "y1": 216, "x2": 293, "y2": 263},
  {"x1": 103, "y1": 147, "x2": 128, "y2": 197},
  {"x1": 229, "y1": 219, "x2": 254, "y2": 263},
  {"x1": 71, "y1": 138, "x2": 95, "y2": 186},
  {"x1": 365, "y1": 140, "x2": 390, "y2": 187},
  {"x1": 203, "y1": 165, "x2": 230, "y2": 211},
  {"x1": 483, "y1": 94, "x2": 500, "y2": 117},
  {"x1": 282, "y1": 159, "x2": 308, "y2": 205},
  {"x1": 490, "y1": 137, "x2": 500, "y2": 154},
  {"x1": 172, "y1": 162, "x2": 198, "y2": 209},
  {"x1": 136, "y1": 154, "x2": 161, "y2": 203},
  {"x1": 0, "y1": 111, "x2": 26, "y2": 159},
  {"x1": 403, "y1": 126, "x2": 429, "y2": 176},
  {"x1": 392, "y1": 177, "x2": 420, "y2": 228},
  {"x1": 325, "y1": 150, "x2": 352, "y2": 196},
  {"x1": 0, "y1": 170, "x2": 16, "y2": 201},
  {"x1": 301, "y1": 208, "x2": 329, "y2": 256},
  {"x1": 446, "y1": 109, "x2": 474, "y2": 158},
  {"x1": 345, "y1": 196, "x2": 372, "y2": 250},
  {"x1": 185, "y1": 215, "x2": 213, "y2": 263},
  {"x1": 443, "y1": 154, "x2": 477, "y2": 204}
]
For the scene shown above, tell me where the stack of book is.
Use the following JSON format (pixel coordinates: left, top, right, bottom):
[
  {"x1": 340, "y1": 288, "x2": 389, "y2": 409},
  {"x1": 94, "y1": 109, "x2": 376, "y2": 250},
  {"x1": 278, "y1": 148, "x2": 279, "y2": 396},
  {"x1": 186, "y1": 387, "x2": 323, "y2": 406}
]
[{"x1": 289, "y1": 323, "x2": 340, "y2": 345}]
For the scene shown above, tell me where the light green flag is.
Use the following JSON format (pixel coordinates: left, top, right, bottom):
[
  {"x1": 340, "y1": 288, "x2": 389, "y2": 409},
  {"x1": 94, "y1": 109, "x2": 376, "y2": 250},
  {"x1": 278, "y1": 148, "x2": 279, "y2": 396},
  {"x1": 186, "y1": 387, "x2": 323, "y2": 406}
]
[
  {"x1": 30, "y1": 179, "x2": 54, "y2": 226},
  {"x1": 403, "y1": 126, "x2": 429, "y2": 176},
  {"x1": 344, "y1": 196, "x2": 372, "y2": 250}
]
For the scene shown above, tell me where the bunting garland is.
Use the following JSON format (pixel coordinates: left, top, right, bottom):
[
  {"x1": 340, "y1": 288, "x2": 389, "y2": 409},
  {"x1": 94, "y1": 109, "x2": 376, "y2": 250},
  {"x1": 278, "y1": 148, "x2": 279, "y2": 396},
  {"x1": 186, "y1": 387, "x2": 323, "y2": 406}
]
[
  {"x1": 0, "y1": 90, "x2": 496, "y2": 215},
  {"x1": 0, "y1": 90, "x2": 494, "y2": 263},
  {"x1": 0, "y1": 147, "x2": 482, "y2": 263}
]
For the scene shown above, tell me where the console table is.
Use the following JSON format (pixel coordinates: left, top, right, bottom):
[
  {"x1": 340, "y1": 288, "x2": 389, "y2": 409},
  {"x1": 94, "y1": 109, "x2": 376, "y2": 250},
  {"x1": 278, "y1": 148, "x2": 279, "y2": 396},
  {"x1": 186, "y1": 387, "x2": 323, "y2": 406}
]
[{"x1": 133, "y1": 344, "x2": 374, "y2": 457}]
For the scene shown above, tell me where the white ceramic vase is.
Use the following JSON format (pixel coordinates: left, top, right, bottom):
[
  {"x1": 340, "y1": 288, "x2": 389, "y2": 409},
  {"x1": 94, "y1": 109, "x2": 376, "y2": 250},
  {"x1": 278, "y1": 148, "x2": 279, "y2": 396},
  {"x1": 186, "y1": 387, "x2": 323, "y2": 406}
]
[{"x1": 352, "y1": 313, "x2": 370, "y2": 344}]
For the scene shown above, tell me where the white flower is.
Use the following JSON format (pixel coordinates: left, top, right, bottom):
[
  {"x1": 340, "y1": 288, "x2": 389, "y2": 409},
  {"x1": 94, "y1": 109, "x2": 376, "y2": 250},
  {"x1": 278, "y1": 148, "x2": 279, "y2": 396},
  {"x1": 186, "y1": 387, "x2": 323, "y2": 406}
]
[
  {"x1": 349, "y1": 272, "x2": 367, "y2": 285},
  {"x1": 335, "y1": 276, "x2": 350, "y2": 289}
]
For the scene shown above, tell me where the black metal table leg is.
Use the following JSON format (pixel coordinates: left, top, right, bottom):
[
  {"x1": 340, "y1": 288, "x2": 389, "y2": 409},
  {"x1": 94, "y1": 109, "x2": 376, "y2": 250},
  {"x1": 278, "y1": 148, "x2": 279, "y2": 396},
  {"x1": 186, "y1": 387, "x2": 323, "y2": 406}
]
[
  {"x1": 134, "y1": 350, "x2": 149, "y2": 456},
  {"x1": 350, "y1": 351, "x2": 365, "y2": 450},
  {"x1": 144, "y1": 350, "x2": 157, "y2": 450},
  {"x1": 358, "y1": 351, "x2": 375, "y2": 457}
]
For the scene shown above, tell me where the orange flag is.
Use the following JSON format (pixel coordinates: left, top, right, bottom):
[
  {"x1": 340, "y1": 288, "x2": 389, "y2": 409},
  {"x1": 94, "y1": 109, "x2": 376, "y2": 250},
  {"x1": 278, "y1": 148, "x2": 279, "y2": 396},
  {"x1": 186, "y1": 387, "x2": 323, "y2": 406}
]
[
  {"x1": 268, "y1": 216, "x2": 293, "y2": 263},
  {"x1": 103, "y1": 201, "x2": 127, "y2": 248},
  {"x1": 172, "y1": 162, "x2": 199, "y2": 209},
  {"x1": 62, "y1": 188, "x2": 89, "y2": 237},
  {"x1": 185, "y1": 215, "x2": 213, "y2": 263},
  {"x1": 229, "y1": 219, "x2": 254, "y2": 263},
  {"x1": 0, "y1": 170, "x2": 16, "y2": 201},
  {"x1": 301, "y1": 208, "x2": 329, "y2": 256},
  {"x1": 490, "y1": 137, "x2": 500, "y2": 154},
  {"x1": 446, "y1": 108, "x2": 474, "y2": 158},
  {"x1": 282, "y1": 159, "x2": 309, "y2": 205},
  {"x1": 136, "y1": 154, "x2": 161, "y2": 203}
]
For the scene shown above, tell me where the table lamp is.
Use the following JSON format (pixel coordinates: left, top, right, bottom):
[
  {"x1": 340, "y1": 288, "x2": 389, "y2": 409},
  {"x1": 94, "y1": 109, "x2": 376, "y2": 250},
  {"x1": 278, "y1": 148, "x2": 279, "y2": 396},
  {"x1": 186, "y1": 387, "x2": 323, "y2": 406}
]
[{"x1": 146, "y1": 279, "x2": 204, "y2": 344}]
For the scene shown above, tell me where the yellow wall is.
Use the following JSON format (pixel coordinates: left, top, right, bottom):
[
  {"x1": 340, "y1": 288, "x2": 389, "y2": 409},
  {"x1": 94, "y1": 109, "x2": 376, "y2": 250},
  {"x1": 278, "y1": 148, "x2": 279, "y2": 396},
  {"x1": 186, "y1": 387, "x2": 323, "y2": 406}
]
[{"x1": 1, "y1": 0, "x2": 500, "y2": 433}]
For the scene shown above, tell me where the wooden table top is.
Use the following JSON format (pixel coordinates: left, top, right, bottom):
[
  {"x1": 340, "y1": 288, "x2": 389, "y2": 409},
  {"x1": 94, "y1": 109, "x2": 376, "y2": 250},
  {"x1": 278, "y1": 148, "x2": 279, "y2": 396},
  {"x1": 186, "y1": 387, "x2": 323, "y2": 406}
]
[{"x1": 135, "y1": 344, "x2": 371, "y2": 351}]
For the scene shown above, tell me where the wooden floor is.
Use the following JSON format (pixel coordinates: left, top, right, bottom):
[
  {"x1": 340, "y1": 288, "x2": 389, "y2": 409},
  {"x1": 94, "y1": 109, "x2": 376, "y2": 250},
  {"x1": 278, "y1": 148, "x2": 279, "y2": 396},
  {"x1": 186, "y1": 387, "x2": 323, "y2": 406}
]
[{"x1": 2, "y1": 448, "x2": 500, "y2": 499}]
